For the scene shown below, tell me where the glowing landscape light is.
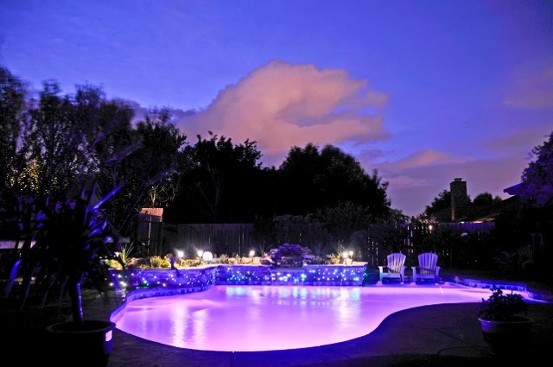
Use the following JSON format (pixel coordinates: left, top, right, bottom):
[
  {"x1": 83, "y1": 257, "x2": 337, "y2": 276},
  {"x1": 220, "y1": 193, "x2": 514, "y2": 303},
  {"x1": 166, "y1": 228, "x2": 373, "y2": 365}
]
[{"x1": 202, "y1": 251, "x2": 213, "y2": 262}]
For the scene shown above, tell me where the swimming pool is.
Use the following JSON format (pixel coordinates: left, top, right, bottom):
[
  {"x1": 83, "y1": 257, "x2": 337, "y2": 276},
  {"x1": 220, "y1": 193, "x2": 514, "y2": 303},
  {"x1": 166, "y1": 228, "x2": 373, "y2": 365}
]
[{"x1": 111, "y1": 283, "x2": 518, "y2": 352}]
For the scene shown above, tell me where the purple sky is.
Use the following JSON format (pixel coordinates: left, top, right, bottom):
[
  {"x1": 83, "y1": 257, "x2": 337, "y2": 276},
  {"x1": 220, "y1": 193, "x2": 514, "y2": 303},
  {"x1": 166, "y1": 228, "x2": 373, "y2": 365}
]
[{"x1": 1, "y1": 0, "x2": 552, "y2": 216}]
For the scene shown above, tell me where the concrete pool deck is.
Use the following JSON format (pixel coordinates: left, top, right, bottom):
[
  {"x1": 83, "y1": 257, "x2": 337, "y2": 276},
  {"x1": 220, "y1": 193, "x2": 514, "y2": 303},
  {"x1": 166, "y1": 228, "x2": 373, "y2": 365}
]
[{"x1": 85, "y1": 276, "x2": 553, "y2": 367}]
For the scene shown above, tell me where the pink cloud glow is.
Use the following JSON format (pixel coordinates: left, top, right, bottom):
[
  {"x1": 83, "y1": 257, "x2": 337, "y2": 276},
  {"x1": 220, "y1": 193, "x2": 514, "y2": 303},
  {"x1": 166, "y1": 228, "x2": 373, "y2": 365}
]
[
  {"x1": 176, "y1": 60, "x2": 389, "y2": 166},
  {"x1": 374, "y1": 152, "x2": 531, "y2": 216},
  {"x1": 383, "y1": 149, "x2": 456, "y2": 170}
]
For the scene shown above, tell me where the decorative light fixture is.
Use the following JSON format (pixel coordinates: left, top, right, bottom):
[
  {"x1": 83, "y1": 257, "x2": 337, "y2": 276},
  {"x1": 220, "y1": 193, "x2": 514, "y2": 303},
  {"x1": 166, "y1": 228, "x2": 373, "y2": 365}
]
[{"x1": 202, "y1": 251, "x2": 213, "y2": 262}]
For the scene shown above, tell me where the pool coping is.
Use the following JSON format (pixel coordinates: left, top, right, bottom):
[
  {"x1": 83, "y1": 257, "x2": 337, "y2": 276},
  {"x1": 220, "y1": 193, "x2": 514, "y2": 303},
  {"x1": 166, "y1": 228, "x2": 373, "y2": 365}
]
[
  {"x1": 113, "y1": 267, "x2": 553, "y2": 305},
  {"x1": 442, "y1": 274, "x2": 553, "y2": 302}
]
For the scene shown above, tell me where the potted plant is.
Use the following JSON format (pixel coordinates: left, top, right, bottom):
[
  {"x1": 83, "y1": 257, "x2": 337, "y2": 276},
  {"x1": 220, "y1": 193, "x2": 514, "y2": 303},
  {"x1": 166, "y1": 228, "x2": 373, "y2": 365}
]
[
  {"x1": 478, "y1": 287, "x2": 533, "y2": 356},
  {"x1": 5, "y1": 178, "x2": 124, "y2": 367}
]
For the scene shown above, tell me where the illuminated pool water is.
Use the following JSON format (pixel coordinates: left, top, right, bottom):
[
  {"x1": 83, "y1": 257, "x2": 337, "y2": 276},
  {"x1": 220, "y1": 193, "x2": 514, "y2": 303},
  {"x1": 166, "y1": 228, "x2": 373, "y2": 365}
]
[{"x1": 111, "y1": 284, "x2": 523, "y2": 352}]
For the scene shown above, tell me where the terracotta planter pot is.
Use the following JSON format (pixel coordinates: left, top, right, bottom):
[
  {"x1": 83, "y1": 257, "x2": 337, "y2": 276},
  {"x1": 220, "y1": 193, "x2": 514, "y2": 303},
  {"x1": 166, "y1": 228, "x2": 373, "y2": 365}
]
[
  {"x1": 46, "y1": 320, "x2": 116, "y2": 367},
  {"x1": 478, "y1": 317, "x2": 533, "y2": 356}
]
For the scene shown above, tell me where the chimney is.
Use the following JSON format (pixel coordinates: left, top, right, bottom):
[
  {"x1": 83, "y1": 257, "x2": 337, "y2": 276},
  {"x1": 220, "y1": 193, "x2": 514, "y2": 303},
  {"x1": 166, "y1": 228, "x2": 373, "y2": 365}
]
[{"x1": 450, "y1": 178, "x2": 468, "y2": 221}]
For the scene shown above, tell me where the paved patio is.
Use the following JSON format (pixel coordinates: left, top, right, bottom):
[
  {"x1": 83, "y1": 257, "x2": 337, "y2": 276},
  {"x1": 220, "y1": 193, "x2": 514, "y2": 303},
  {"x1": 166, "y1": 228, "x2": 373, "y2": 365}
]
[{"x1": 80, "y1": 278, "x2": 553, "y2": 367}]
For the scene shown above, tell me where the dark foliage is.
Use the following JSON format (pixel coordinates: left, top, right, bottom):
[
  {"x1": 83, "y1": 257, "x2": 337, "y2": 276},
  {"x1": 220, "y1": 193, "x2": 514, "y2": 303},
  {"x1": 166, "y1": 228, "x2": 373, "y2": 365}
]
[
  {"x1": 4, "y1": 179, "x2": 123, "y2": 325},
  {"x1": 478, "y1": 288, "x2": 528, "y2": 322}
]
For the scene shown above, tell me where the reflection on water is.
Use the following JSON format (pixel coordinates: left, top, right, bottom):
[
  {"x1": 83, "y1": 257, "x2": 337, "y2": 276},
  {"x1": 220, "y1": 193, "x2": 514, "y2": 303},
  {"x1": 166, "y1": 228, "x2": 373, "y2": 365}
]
[{"x1": 112, "y1": 284, "x2": 519, "y2": 352}]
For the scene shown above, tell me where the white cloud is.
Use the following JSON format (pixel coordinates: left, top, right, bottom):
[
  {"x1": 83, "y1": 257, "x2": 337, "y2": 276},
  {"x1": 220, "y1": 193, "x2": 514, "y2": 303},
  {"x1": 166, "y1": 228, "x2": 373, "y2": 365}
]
[{"x1": 175, "y1": 60, "x2": 389, "y2": 166}]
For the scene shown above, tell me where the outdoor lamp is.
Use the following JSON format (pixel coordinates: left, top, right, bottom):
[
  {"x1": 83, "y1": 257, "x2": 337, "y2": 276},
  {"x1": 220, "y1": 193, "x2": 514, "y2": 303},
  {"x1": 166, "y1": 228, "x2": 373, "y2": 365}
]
[{"x1": 202, "y1": 251, "x2": 213, "y2": 262}]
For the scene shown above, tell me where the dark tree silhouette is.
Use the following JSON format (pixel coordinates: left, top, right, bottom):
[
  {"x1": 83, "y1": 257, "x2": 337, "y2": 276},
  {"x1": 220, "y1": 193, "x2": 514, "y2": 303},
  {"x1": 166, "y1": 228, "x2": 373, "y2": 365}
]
[
  {"x1": 0, "y1": 67, "x2": 27, "y2": 194},
  {"x1": 167, "y1": 133, "x2": 264, "y2": 222},
  {"x1": 0, "y1": 67, "x2": 27, "y2": 237},
  {"x1": 423, "y1": 189, "x2": 451, "y2": 220},
  {"x1": 466, "y1": 192, "x2": 503, "y2": 219},
  {"x1": 472, "y1": 192, "x2": 502, "y2": 207},
  {"x1": 519, "y1": 130, "x2": 553, "y2": 207},
  {"x1": 139, "y1": 109, "x2": 188, "y2": 208},
  {"x1": 0, "y1": 69, "x2": 187, "y2": 239},
  {"x1": 279, "y1": 143, "x2": 391, "y2": 219},
  {"x1": 99, "y1": 107, "x2": 188, "y2": 234}
]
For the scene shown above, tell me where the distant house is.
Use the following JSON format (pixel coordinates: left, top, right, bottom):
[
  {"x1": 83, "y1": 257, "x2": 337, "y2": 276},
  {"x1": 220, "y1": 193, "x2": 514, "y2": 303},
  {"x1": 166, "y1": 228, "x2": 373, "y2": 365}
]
[
  {"x1": 428, "y1": 178, "x2": 521, "y2": 233},
  {"x1": 459, "y1": 182, "x2": 522, "y2": 224},
  {"x1": 503, "y1": 182, "x2": 522, "y2": 196}
]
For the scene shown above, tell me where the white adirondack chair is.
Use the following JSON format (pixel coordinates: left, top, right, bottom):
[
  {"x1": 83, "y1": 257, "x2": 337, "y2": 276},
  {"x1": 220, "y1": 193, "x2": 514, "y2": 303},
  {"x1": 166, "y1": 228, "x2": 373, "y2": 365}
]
[
  {"x1": 378, "y1": 253, "x2": 406, "y2": 283},
  {"x1": 412, "y1": 252, "x2": 440, "y2": 283}
]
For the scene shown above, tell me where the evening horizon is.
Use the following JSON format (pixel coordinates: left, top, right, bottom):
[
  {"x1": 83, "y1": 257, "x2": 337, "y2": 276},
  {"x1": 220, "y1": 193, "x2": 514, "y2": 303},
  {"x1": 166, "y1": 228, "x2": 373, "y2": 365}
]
[{"x1": 1, "y1": 0, "x2": 552, "y2": 216}]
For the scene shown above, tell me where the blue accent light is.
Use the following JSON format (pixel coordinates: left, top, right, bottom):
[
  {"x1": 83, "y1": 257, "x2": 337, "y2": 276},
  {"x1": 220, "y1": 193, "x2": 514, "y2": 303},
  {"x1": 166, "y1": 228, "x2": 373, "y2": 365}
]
[{"x1": 113, "y1": 264, "x2": 367, "y2": 291}]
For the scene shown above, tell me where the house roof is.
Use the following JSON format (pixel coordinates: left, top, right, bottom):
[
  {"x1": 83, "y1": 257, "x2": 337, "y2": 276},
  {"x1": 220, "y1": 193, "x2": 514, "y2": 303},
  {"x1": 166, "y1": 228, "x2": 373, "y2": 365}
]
[{"x1": 503, "y1": 182, "x2": 522, "y2": 196}]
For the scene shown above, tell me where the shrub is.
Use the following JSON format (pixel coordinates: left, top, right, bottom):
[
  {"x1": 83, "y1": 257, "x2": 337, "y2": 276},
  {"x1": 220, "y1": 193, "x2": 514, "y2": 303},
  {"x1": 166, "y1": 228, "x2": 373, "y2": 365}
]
[{"x1": 479, "y1": 288, "x2": 529, "y2": 321}]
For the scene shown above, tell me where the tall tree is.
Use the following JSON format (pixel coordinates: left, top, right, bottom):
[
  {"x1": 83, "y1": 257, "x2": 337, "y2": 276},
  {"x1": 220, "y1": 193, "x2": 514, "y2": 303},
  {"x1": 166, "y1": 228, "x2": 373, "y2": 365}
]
[
  {"x1": 18, "y1": 82, "x2": 86, "y2": 201},
  {"x1": 315, "y1": 201, "x2": 371, "y2": 253},
  {"x1": 97, "y1": 107, "x2": 188, "y2": 234},
  {"x1": 278, "y1": 143, "x2": 321, "y2": 214},
  {"x1": 279, "y1": 143, "x2": 391, "y2": 220},
  {"x1": 0, "y1": 70, "x2": 187, "y2": 239},
  {"x1": 0, "y1": 67, "x2": 27, "y2": 191},
  {"x1": 137, "y1": 108, "x2": 188, "y2": 208},
  {"x1": 467, "y1": 192, "x2": 503, "y2": 218},
  {"x1": 472, "y1": 192, "x2": 502, "y2": 207},
  {"x1": 512, "y1": 131, "x2": 553, "y2": 280},
  {"x1": 167, "y1": 133, "x2": 263, "y2": 222},
  {"x1": 423, "y1": 190, "x2": 451, "y2": 221},
  {"x1": 519, "y1": 130, "x2": 553, "y2": 207},
  {"x1": 0, "y1": 67, "x2": 28, "y2": 236}
]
